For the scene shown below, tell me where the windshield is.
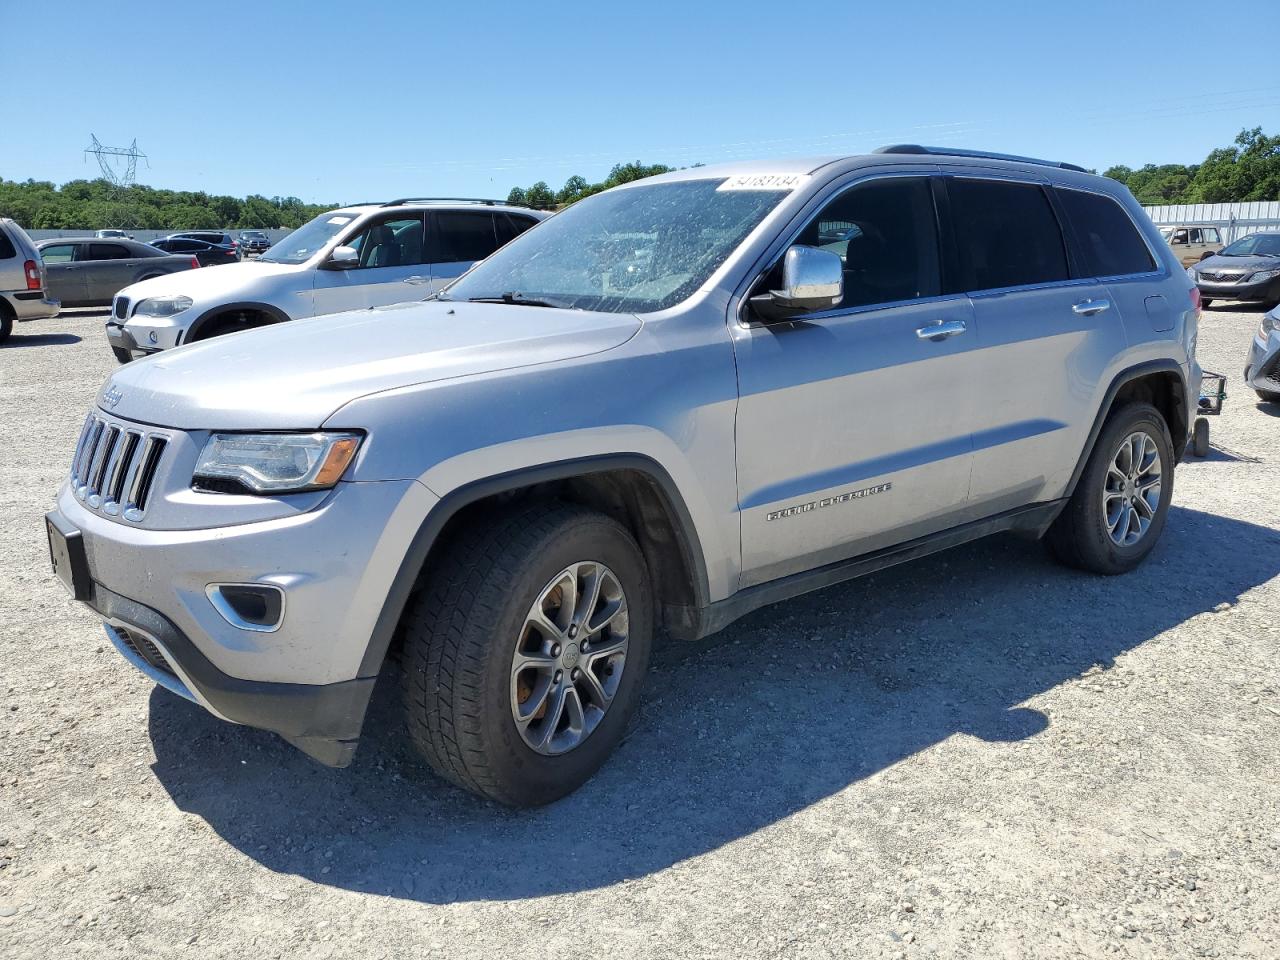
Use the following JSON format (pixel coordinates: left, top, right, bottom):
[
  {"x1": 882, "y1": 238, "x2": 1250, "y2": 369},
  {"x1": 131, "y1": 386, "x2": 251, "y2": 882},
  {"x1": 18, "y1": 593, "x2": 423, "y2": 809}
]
[
  {"x1": 445, "y1": 179, "x2": 790, "y2": 313},
  {"x1": 260, "y1": 211, "x2": 359, "y2": 264},
  {"x1": 1218, "y1": 234, "x2": 1280, "y2": 257}
]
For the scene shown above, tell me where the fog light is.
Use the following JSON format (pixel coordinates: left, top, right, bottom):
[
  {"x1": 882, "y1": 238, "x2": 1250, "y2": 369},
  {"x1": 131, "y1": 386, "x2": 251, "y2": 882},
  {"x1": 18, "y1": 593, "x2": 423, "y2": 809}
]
[{"x1": 206, "y1": 583, "x2": 285, "y2": 632}]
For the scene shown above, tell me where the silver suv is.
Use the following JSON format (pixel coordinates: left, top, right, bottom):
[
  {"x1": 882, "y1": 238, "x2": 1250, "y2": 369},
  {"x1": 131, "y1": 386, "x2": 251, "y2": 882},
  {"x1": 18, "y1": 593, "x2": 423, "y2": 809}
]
[
  {"x1": 106, "y1": 199, "x2": 547, "y2": 360},
  {"x1": 0, "y1": 217, "x2": 60, "y2": 343},
  {"x1": 48, "y1": 147, "x2": 1201, "y2": 806}
]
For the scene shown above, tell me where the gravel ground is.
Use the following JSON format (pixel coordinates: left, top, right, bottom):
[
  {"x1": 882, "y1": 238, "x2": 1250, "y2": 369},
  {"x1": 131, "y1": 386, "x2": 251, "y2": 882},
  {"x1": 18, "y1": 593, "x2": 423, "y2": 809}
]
[{"x1": 2, "y1": 305, "x2": 1278, "y2": 959}]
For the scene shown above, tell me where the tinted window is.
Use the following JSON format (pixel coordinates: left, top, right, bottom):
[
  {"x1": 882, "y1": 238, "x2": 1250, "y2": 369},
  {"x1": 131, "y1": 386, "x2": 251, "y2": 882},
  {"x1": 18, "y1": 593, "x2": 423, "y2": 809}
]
[
  {"x1": 430, "y1": 212, "x2": 500, "y2": 263},
  {"x1": 40, "y1": 244, "x2": 78, "y2": 263},
  {"x1": 88, "y1": 243, "x2": 131, "y2": 261},
  {"x1": 0, "y1": 230, "x2": 15, "y2": 260},
  {"x1": 787, "y1": 176, "x2": 941, "y2": 310},
  {"x1": 343, "y1": 215, "x2": 425, "y2": 268},
  {"x1": 495, "y1": 213, "x2": 538, "y2": 247},
  {"x1": 948, "y1": 179, "x2": 1069, "y2": 290},
  {"x1": 1057, "y1": 189, "x2": 1155, "y2": 277}
]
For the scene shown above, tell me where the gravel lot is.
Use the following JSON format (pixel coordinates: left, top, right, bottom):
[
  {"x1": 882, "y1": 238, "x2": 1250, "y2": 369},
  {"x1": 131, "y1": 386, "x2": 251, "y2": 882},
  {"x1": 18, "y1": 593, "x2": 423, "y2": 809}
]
[{"x1": 2, "y1": 304, "x2": 1278, "y2": 959}]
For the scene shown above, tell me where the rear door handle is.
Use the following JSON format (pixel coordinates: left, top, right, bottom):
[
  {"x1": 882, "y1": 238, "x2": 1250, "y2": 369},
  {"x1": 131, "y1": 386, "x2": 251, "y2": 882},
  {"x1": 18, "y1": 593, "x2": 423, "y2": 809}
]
[
  {"x1": 916, "y1": 319, "x2": 967, "y2": 341},
  {"x1": 1072, "y1": 298, "x2": 1111, "y2": 316},
  {"x1": 403, "y1": 275, "x2": 430, "y2": 285}
]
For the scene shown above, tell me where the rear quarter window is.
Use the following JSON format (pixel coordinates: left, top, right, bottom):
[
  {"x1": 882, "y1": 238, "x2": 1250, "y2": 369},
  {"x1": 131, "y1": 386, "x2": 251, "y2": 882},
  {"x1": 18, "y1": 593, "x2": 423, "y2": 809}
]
[
  {"x1": 1057, "y1": 189, "x2": 1156, "y2": 277},
  {"x1": 0, "y1": 229, "x2": 15, "y2": 260}
]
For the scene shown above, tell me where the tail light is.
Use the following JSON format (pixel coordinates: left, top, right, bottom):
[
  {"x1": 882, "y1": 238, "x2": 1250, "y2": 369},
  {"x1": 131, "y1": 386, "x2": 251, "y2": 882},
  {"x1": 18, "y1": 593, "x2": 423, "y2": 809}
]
[
  {"x1": 190, "y1": 256, "x2": 200, "y2": 269},
  {"x1": 1189, "y1": 285, "x2": 1201, "y2": 315},
  {"x1": 23, "y1": 260, "x2": 40, "y2": 290}
]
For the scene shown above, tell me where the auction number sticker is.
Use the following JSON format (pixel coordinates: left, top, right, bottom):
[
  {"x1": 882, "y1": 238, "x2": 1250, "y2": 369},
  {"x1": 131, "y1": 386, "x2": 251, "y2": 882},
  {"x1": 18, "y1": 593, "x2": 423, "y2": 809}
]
[{"x1": 717, "y1": 173, "x2": 810, "y2": 191}]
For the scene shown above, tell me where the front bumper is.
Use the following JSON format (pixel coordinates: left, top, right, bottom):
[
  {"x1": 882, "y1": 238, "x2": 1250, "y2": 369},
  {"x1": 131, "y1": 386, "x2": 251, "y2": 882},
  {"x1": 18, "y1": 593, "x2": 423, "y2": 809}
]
[
  {"x1": 5, "y1": 291, "x2": 60, "y2": 321},
  {"x1": 1245, "y1": 328, "x2": 1280, "y2": 393},
  {"x1": 1196, "y1": 277, "x2": 1279, "y2": 302}
]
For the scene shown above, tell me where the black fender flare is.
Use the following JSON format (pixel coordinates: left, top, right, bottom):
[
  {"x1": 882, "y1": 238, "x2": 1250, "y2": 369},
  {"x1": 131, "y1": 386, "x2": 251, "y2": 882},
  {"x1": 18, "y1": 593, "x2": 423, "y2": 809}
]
[
  {"x1": 1065, "y1": 358, "x2": 1188, "y2": 497},
  {"x1": 181, "y1": 301, "x2": 292, "y2": 344},
  {"x1": 356, "y1": 453, "x2": 711, "y2": 678}
]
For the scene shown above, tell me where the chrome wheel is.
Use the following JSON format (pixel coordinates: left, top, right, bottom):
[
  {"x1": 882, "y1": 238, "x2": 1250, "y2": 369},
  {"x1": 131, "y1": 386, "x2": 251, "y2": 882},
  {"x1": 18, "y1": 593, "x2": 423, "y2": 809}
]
[
  {"x1": 1103, "y1": 430, "x2": 1163, "y2": 547},
  {"x1": 510, "y1": 561, "x2": 630, "y2": 756}
]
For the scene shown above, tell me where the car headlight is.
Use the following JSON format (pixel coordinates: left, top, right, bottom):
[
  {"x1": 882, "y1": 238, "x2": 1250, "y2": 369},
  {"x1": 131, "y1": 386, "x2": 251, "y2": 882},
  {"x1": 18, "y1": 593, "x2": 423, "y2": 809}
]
[
  {"x1": 134, "y1": 295, "x2": 193, "y2": 318},
  {"x1": 1246, "y1": 268, "x2": 1280, "y2": 284},
  {"x1": 193, "y1": 432, "x2": 362, "y2": 494},
  {"x1": 1260, "y1": 312, "x2": 1280, "y2": 337}
]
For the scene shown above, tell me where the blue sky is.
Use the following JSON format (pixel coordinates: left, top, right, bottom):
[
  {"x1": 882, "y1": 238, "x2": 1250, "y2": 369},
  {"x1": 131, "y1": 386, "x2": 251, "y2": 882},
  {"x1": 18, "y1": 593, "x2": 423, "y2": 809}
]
[{"x1": 4, "y1": 0, "x2": 1277, "y2": 203}]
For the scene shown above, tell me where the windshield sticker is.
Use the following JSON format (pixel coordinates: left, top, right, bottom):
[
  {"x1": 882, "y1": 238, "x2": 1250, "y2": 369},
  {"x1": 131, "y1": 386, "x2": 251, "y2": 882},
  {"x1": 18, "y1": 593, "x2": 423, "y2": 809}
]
[
  {"x1": 717, "y1": 174, "x2": 809, "y2": 192},
  {"x1": 326, "y1": 216, "x2": 353, "y2": 225}
]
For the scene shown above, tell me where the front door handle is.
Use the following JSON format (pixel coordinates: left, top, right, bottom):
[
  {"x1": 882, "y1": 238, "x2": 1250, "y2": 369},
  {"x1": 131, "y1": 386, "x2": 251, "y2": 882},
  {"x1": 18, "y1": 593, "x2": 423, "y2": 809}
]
[
  {"x1": 403, "y1": 275, "x2": 430, "y2": 285},
  {"x1": 1072, "y1": 298, "x2": 1111, "y2": 316},
  {"x1": 916, "y1": 319, "x2": 967, "y2": 341}
]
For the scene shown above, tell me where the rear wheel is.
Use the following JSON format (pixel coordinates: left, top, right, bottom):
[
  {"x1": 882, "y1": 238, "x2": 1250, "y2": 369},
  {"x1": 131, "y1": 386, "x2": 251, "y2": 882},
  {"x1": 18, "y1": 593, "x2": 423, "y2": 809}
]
[
  {"x1": 1201, "y1": 298, "x2": 1213, "y2": 309},
  {"x1": 1047, "y1": 402, "x2": 1174, "y2": 575},
  {"x1": 0, "y1": 305, "x2": 12, "y2": 345},
  {"x1": 401, "y1": 502, "x2": 653, "y2": 807}
]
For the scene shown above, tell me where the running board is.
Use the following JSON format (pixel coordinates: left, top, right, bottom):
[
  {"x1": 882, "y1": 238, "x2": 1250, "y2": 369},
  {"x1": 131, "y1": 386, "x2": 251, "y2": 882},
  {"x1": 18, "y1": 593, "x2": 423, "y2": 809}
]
[{"x1": 667, "y1": 500, "x2": 1066, "y2": 641}]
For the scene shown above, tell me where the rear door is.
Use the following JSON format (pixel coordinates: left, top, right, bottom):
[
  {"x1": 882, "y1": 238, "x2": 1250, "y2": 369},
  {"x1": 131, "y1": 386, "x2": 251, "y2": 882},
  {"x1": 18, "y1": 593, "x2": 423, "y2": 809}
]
[
  {"x1": 944, "y1": 174, "x2": 1121, "y2": 513},
  {"x1": 424, "y1": 211, "x2": 505, "y2": 291},
  {"x1": 39, "y1": 242, "x2": 88, "y2": 305},
  {"x1": 85, "y1": 242, "x2": 137, "y2": 303},
  {"x1": 311, "y1": 212, "x2": 429, "y2": 315}
]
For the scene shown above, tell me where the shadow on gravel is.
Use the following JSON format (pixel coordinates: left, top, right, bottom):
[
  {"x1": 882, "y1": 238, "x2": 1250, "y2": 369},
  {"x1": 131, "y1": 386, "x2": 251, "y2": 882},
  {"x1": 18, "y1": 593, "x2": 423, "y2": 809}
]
[
  {"x1": 146, "y1": 505, "x2": 1280, "y2": 903},
  {"x1": 5, "y1": 332, "x2": 82, "y2": 347}
]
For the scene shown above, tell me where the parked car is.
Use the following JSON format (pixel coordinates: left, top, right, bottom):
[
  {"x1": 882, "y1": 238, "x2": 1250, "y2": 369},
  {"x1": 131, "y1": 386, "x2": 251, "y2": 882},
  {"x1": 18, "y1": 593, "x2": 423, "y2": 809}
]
[
  {"x1": 107, "y1": 199, "x2": 546, "y2": 361},
  {"x1": 238, "y1": 230, "x2": 271, "y2": 256},
  {"x1": 49, "y1": 147, "x2": 1200, "y2": 806},
  {"x1": 0, "y1": 218, "x2": 59, "y2": 343},
  {"x1": 167, "y1": 231, "x2": 241, "y2": 258},
  {"x1": 148, "y1": 236, "x2": 240, "y2": 268},
  {"x1": 1244, "y1": 305, "x2": 1280, "y2": 403},
  {"x1": 1160, "y1": 224, "x2": 1222, "y2": 267},
  {"x1": 36, "y1": 239, "x2": 198, "y2": 316},
  {"x1": 94, "y1": 229, "x2": 133, "y2": 240},
  {"x1": 1190, "y1": 231, "x2": 1280, "y2": 309}
]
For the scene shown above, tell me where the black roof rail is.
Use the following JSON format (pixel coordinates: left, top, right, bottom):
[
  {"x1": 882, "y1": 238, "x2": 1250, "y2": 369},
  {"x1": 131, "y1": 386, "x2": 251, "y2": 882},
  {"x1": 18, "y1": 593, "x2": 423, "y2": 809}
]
[
  {"x1": 873, "y1": 144, "x2": 1088, "y2": 174},
  {"x1": 380, "y1": 196, "x2": 528, "y2": 208}
]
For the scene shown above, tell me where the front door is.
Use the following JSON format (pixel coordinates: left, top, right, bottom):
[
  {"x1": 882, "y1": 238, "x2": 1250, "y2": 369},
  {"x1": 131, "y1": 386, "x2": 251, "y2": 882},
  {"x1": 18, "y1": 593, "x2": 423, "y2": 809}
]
[
  {"x1": 732, "y1": 174, "x2": 979, "y2": 588},
  {"x1": 311, "y1": 212, "x2": 429, "y2": 316}
]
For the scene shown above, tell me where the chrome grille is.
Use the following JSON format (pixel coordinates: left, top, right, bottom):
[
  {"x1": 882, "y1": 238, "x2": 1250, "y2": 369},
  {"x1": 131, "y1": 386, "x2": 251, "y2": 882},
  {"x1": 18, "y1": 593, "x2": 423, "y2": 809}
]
[
  {"x1": 1200, "y1": 271, "x2": 1243, "y2": 283},
  {"x1": 71, "y1": 413, "x2": 169, "y2": 521},
  {"x1": 113, "y1": 296, "x2": 129, "y2": 320}
]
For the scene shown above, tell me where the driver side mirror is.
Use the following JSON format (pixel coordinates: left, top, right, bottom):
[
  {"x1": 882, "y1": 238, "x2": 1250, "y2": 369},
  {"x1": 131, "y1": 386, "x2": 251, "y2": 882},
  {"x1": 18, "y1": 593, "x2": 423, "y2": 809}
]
[
  {"x1": 323, "y1": 245, "x2": 359, "y2": 270},
  {"x1": 749, "y1": 245, "x2": 843, "y2": 323}
]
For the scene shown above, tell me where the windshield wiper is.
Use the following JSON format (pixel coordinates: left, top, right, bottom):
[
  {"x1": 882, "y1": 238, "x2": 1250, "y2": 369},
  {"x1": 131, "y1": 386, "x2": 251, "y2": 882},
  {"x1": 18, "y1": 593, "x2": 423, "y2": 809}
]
[{"x1": 467, "y1": 292, "x2": 576, "y2": 310}]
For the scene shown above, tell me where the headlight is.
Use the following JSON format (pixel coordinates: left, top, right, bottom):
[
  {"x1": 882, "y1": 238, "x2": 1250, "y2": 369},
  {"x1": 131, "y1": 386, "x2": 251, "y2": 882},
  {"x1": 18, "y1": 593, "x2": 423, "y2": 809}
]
[
  {"x1": 134, "y1": 295, "x2": 193, "y2": 318},
  {"x1": 193, "y1": 432, "x2": 362, "y2": 494},
  {"x1": 1246, "y1": 268, "x2": 1280, "y2": 284},
  {"x1": 1260, "y1": 312, "x2": 1280, "y2": 337}
]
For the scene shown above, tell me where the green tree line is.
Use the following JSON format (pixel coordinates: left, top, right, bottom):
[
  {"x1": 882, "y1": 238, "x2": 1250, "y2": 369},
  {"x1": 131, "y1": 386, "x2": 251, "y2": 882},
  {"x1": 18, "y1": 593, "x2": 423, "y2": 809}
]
[
  {"x1": 0, "y1": 177, "x2": 338, "y2": 230},
  {"x1": 507, "y1": 161, "x2": 679, "y2": 208},
  {"x1": 1102, "y1": 128, "x2": 1279, "y2": 204}
]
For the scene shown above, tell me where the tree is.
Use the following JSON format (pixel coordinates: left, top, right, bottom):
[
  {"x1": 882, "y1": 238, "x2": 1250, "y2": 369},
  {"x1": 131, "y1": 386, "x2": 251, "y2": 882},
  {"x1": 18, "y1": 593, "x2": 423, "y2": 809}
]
[
  {"x1": 556, "y1": 175, "x2": 590, "y2": 205},
  {"x1": 524, "y1": 181, "x2": 556, "y2": 209}
]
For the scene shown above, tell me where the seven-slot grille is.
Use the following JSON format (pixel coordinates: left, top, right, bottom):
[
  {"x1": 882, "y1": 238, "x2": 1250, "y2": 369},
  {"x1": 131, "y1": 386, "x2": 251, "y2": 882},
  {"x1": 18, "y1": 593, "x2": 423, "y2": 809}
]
[
  {"x1": 70, "y1": 413, "x2": 169, "y2": 522},
  {"x1": 113, "y1": 296, "x2": 129, "y2": 320}
]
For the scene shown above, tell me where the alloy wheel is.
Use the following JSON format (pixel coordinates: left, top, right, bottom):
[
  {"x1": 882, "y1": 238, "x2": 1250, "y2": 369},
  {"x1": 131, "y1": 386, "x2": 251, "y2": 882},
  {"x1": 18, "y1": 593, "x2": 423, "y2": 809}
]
[{"x1": 1102, "y1": 430, "x2": 1163, "y2": 547}]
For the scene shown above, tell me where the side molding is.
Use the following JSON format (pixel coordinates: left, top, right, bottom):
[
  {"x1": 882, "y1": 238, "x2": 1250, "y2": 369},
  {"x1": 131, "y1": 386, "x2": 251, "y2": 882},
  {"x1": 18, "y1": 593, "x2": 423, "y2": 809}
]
[{"x1": 356, "y1": 454, "x2": 710, "y2": 678}]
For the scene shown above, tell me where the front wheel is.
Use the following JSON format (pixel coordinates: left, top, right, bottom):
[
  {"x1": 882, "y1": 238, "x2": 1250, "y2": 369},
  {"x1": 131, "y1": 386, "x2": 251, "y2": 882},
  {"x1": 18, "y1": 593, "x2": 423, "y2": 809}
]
[
  {"x1": 1258, "y1": 388, "x2": 1280, "y2": 404},
  {"x1": 401, "y1": 502, "x2": 653, "y2": 807},
  {"x1": 1201, "y1": 298, "x2": 1213, "y2": 309},
  {"x1": 1047, "y1": 402, "x2": 1174, "y2": 575},
  {"x1": 111, "y1": 346, "x2": 132, "y2": 364}
]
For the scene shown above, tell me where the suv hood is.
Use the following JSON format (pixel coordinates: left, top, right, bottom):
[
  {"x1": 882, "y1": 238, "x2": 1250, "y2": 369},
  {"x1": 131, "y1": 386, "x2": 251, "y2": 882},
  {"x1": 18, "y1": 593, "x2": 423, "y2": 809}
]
[
  {"x1": 98, "y1": 300, "x2": 642, "y2": 429},
  {"x1": 1197, "y1": 253, "x2": 1280, "y2": 273},
  {"x1": 120, "y1": 259, "x2": 302, "y2": 303}
]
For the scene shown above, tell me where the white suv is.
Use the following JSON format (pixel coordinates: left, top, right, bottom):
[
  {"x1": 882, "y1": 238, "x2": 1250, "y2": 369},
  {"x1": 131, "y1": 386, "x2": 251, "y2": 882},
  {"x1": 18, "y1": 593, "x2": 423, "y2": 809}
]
[{"x1": 106, "y1": 199, "x2": 547, "y2": 361}]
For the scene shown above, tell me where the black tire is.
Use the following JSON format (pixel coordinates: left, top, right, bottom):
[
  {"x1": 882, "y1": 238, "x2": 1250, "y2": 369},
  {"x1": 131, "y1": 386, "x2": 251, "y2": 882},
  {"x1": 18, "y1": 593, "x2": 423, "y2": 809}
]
[
  {"x1": 401, "y1": 502, "x2": 653, "y2": 807},
  {"x1": 1047, "y1": 401, "x2": 1174, "y2": 575},
  {"x1": 112, "y1": 346, "x2": 133, "y2": 364},
  {"x1": 1257, "y1": 388, "x2": 1280, "y2": 404},
  {"x1": 0, "y1": 306, "x2": 12, "y2": 345},
  {"x1": 1201, "y1": 298, "x2": 1212, "y2": 309},
  {"x1": 1190, "y1": 417, "x2": 1210, "y2": 457}
]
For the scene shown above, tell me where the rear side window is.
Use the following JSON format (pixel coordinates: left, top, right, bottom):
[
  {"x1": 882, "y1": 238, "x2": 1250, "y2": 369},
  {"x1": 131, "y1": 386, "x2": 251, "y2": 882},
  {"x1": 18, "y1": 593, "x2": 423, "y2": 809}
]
[
  {"x1": 1057, "y1": 189, "x2": 1155, "y2": 277},
  {"x1": 948, "y1": 179, "x2": 1069, "y2": 291},
  {"x1": 88, "y1": 243, "x2": 131, "y2": 260},
  {"x1": 429, "y1": 212, "x2": 500, "y2": 263},
  {"x1": 0, "y1": 230, "x2": 15, "y2": 260}
]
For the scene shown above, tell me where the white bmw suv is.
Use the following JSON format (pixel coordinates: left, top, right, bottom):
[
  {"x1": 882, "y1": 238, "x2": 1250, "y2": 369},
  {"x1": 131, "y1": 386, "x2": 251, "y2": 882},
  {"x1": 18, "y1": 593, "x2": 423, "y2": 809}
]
[{"x1": 106, "y1": 199, "x2": 547, "y2": 362}]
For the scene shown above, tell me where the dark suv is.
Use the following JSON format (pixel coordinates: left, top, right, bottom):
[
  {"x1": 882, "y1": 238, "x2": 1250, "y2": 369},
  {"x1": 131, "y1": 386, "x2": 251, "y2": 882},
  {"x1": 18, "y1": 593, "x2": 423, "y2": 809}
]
[
  {"x1": 168, "y1": 231, "x2": 241, "y2": 259},
  {"x1": 238, "y1": 231, "x2": 271, "y2": 256}
]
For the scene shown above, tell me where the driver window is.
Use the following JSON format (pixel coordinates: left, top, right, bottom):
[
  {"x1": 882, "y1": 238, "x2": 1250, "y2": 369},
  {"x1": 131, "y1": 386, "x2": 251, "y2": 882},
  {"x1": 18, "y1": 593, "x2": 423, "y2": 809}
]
[
  {"x1": 1188, "y1": 229, "x2": 1203, "y2": 244},
  {"x1": 777, "y1": 177, "x2": 941, "y2": 311},
  {"x1": 344, "y1": 215, "x2": 425, "y2": 268}
]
